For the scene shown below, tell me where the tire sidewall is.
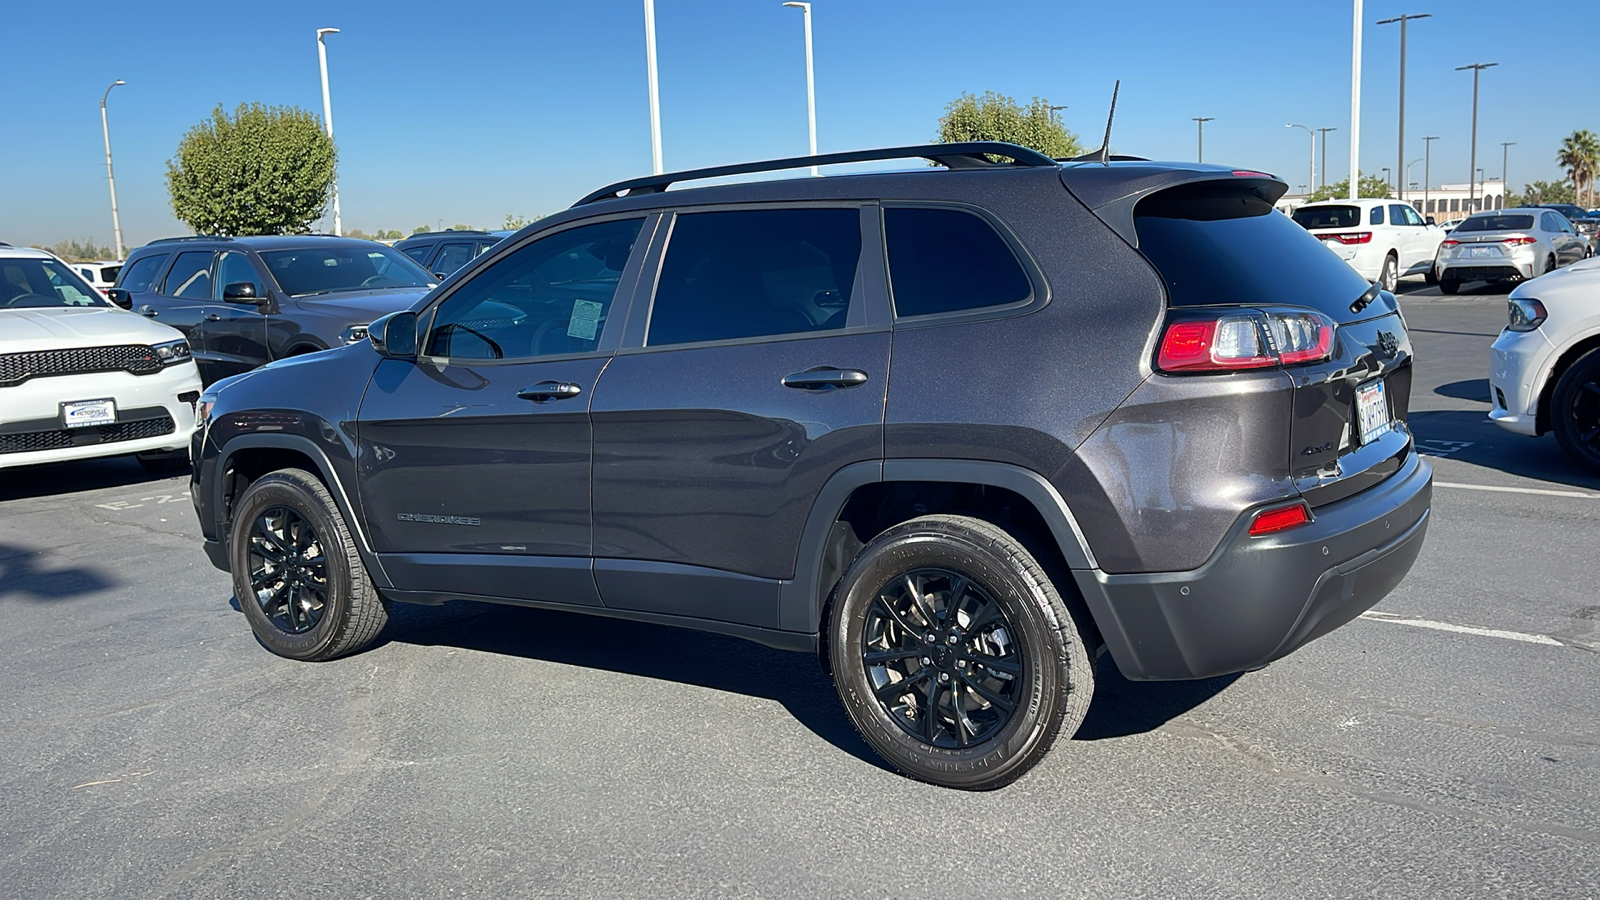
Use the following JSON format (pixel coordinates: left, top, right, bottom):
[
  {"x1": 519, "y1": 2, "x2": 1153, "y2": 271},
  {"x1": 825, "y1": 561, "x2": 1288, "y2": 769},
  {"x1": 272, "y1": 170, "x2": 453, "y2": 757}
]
[
  {"x1": 230, "y1": 473, "x2": 354, "y2": 661},
  {"x1": 1553, "y1": 350, "x2": 1600, "y2": 473},
  {"x1": 830, "y1": 526, "x2": 1064, "y2": 788}
]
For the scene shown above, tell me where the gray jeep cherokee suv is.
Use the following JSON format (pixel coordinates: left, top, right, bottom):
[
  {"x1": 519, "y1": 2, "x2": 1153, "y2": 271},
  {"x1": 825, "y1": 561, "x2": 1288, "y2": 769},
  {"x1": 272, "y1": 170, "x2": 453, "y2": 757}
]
[{"x1": 191, "y1": 142, "x2": 1432, "y2": 789}]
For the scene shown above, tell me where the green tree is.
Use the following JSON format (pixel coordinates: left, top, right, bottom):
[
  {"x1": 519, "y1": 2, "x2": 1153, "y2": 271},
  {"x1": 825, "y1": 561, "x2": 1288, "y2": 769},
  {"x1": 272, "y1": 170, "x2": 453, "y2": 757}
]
[
  {"x1": 1510, "y1": 179, "x2": 1577, "y2": 206},
  {"x1": 934, "y1": 91, "x2": 1081, "y2": 160},
  {"x1": 373, "y1": 228, "x2": 404, "y2": 241},
  {"x1": 1557, "y1": 129, "x2": 1599, "y2": 207},
  {"x1": 32, "y1": 238, "x2": 116, "y2": 262},
  {"x1": 504, "y1": 213, "x2": 529, "y2": 230},
  {"x1": 165, "y1": 103, "x2": 336, "y2": 236},
  {"x1": 450, "y1": 223, "x2": 474, "y2": 232},
  {"x1": 412, "y1": 225, "x2": 432, "y2": 235},
  {"x1": 1306, "y1": 173, "x2": 1393, "y2": 202}
]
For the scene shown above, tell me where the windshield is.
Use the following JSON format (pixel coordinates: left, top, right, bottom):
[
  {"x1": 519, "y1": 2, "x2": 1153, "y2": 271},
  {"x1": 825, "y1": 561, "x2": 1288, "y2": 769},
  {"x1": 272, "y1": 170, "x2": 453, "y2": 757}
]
[
  {"x1": 1455, "y1": 215, "x2": 1535, "y2": 233},
  {"x1": 0, "y1": 257, "x2": 113, "y2": 309},
  {"x1": 259, "y1": 245, "x2": 435, "y2": 297},
  {"x1": 1292, "y1": 205, "x2": 1361, "y2": 229}
]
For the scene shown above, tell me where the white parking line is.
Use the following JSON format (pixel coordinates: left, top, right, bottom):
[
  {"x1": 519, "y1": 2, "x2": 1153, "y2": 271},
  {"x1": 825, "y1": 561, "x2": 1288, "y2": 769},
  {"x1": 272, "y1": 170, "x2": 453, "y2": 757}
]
[
  {"x1": 1434, "y1": 481, "x2": 1598, "y2": 499},
  {"x1": 1360, "y1": 611, "x2": 1564, "y2": 646}
]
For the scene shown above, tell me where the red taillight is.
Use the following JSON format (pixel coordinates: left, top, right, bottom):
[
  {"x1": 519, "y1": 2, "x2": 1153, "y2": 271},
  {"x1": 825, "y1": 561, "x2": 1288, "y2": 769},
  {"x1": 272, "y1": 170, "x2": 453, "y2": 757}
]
[
  {"x1": 1157, "y1": 309, "x2": 1335, "y2": 374},
  {"x1": 1232, "y1": 170, "x2": 1273, "y2": 179},
  {"x1": 1441, "y1": 239, "x2": 1460, "y2": 248},
  {"x1": 1502, "y1": 236, "x2": 1537, "y2": 246},
  {"x1": 1249, "y1": 502, "x2": 1312, "y2": 537},
  {"x1": 1320, "y1": 231, "x2": 1373, "y2": 245}
]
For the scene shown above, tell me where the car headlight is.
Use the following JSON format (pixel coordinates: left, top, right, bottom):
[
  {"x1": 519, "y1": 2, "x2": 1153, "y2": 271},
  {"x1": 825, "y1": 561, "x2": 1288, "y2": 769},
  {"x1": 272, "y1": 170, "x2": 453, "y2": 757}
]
[
  {"x1": 342, "y1": 324, "x2": 370, "y2": 344},
  {"x1": 152, "y1": 338, "x2": 193, "y2": 364},
  {"x1": 1507, "y1": 298, "x2": 1547, "y2": 332}
]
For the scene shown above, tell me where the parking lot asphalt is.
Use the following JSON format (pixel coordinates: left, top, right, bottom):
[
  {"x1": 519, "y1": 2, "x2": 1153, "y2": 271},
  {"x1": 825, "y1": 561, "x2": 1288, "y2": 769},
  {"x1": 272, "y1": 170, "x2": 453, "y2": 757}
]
[{"x1": 2, "y1": 282, "x2": 1597, "y2": 899}]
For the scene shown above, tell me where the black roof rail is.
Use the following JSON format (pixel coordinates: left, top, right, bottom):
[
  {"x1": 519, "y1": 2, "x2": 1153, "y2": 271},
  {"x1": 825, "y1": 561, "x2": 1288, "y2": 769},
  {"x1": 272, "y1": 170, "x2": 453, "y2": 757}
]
[
  {"x1": 148, "y1": 235, "x2": 232, "y2": 244},
  {"x1": 405, "y1": 229, "x2": 493, "y2": 237},
  {"x1": 574, "y1": 141, "x2": 1058, "y2": 206}
]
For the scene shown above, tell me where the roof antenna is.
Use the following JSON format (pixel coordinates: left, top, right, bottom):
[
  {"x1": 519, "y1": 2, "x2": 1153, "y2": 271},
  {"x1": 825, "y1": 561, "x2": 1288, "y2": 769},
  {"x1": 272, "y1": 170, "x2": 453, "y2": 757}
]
[{"x1": 1068, "y1": 80, "x2": 1120, "y2": 165}]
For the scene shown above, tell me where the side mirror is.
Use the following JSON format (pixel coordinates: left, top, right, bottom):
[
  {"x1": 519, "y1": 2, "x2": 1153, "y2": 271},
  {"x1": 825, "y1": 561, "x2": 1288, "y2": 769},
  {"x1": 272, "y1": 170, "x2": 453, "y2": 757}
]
[
  {"x1": 107, "y1": 288, "x2": 132, "y2": 309},
  {"x1": 432, "y1": 272, "x2": 448, "y2": 280},
  {"x1": 368, "y1": 311, "x2": 418, "y2": 359},
  {"x1": 222, "y1": 282, "x2": 261, "y2": 304}
]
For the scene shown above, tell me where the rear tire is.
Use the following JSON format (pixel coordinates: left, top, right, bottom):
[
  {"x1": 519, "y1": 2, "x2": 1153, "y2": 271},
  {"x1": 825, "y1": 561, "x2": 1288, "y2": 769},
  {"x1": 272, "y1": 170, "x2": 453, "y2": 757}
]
[
  {"x1": 1439, "y1": 278, "x2": 1460, "y2": 295},
  {"x1": 1551, "y1": 349, "x2": 1600, "y2": 475},
  {"x1": 1546, "y1": 254, "x2": 1557, "y2": 276},
  {"x1": 1379, "y1": 253, "x2": 1399, "y2": 292},
  {"x1": 230, "y1": 468, "x2": 388, "y2": 661},
  {"x1": 828, "y1": 514, "x2": 1094, "y2": 790}
]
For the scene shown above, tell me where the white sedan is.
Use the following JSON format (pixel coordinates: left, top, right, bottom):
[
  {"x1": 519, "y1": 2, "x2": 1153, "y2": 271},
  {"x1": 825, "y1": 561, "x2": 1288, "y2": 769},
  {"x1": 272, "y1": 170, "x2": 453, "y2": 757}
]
[
  {"x1": 1488, "y1": 256, "x2": 1600, "y2": 473},
  {"x1": 0, "y1": 245, "x2": 200, "y2": 473}
]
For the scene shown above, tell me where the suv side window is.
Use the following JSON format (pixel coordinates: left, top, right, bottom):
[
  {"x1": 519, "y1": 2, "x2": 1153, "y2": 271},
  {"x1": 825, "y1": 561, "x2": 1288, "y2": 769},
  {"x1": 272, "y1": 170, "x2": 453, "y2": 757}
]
[
  {"x1": 162, "y1": 250, "x2": 214, "y2": 298},
  {"x1": 1369, "y1": 205, "x2": 1385, "y2": 225},
  {"x1": 1389, "y1": 204, "x2": 1412, "y2": 226},
  {"x1": 214, "y1": 251, "x2": 263, "y2": 299},
  {"x1": 117, "y1": 253, "x2": 170, "y2": 292},
  {"x1": 646, "y1": 208, "x2": 861, "y2": 347},
  {"x1": 1403, "y1": 206, "x2": 1426, "y2": 227},
  {"x1": 426, "y1": 218, "x2": 644, "y2": 360},
  {"x1": 884, "y1": 207, "x2": 1031, "y2": 318}
]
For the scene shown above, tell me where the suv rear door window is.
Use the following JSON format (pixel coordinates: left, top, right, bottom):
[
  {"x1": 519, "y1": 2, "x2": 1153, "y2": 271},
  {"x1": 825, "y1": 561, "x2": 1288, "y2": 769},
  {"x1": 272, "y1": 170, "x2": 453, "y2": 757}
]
[
  {"x1": 1292, "y1": 206, "x2": 1360, "y2": 229},
  {"x1": 646, "y1": 208, "x2": 861, "y2": 347},
  {"x1": 115, "y1": 254, "x2": 169, "y2": 293},
  {"x1": 162, "y1": 251, "x2": 214, "y2": 298},
  {"x1": 884, "y1": 207, "x2": 1031, "y2": 317}
]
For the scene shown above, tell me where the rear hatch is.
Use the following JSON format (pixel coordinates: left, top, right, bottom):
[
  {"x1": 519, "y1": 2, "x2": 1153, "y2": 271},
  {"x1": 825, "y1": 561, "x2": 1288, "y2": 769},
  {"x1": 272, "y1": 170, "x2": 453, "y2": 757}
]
[{"x1": 1135, "y1": 181, "x2": 1414, "y2": 507}]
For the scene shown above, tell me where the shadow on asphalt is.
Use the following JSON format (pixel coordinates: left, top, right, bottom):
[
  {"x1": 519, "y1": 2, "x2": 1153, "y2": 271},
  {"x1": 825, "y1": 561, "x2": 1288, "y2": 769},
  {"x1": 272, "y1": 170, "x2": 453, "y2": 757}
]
[
  {"x1": 1408, "y1": 409, "x2": 1600, "y2": 491},
  {"x1": 0, "y1": 456, "x2": 190, "y2": 503},
  {"x1": 0, "y1": 543, "x2": 115, "y2": 601},
  {"x1": 1074, "y1": 663, "x2": 1240, "y2": 741},
  {"x1": 1433, "y1": 378, "x2": 1492, "y2": 403}
]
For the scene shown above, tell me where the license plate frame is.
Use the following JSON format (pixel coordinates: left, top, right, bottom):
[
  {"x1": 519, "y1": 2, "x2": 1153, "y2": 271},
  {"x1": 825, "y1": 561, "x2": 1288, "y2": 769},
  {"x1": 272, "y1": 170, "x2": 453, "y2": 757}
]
[
  {"x1": 1468, "y1": 245, "x2": 1495, "y2": 258},
  {"x1": 1355, "y1": 379, "x2": 1391, "y2": 446},
  {"x1": 61, "y1": 398, "x2": 116, "y2": 429}
]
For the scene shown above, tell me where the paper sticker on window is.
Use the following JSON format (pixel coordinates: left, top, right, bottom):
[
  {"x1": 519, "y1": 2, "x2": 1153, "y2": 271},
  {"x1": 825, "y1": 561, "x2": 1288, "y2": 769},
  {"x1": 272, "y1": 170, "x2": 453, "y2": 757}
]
[{"x1": 567, "y1": 299, "x2": 603, "y2": 340}]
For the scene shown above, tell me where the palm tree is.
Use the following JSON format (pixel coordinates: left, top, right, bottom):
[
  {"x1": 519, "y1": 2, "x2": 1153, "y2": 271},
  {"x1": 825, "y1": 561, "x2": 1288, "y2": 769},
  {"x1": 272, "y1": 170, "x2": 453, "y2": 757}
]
[{"x1": 1558, "y1": 130, "x2": 1600, "y2": 207}]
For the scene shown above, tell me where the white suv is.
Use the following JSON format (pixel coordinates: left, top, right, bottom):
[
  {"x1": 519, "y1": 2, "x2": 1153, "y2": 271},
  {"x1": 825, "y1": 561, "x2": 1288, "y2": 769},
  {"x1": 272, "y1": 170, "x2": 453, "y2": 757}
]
[
  {"x1": 1488, "y1": 257, "x2": 1600, "y2": 473},
  {"x1": 0, "y1": 245, "x2": 200, "y2": 473},
  {"x1": 1292, "y1": 198, "x2": 1447, "y2": 291}
]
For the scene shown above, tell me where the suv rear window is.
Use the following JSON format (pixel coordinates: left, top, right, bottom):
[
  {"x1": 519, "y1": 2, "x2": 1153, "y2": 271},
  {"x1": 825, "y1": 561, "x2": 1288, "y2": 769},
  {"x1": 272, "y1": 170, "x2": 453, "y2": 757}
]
[
  {"x1": 1291, "y1": 205, "x2": 1360, "y2": 229},
  {"x1": 1455, "y1": 215, "x2": 1534, "y2": 233},
  {"x1": 1136, "y1": 185, "x2": 1377, "y2": 322},
  {"x1": 885, "y1": 207, "x2": 1031, "y2": 317}
]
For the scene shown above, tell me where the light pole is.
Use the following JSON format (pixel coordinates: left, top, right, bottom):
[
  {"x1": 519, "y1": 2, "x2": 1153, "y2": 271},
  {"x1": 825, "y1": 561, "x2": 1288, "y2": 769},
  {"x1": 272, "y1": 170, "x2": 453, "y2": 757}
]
[
  {"x1": 1405, "y1": 157, "x2": 1424, "y2": 206},
  {"x1": 1382, "y1": 167, "x2": 1392, "y2": 193},
  {"x1": 781, "y1": 2, "x2": 817, "y2": 176},
  {"x1": 1477, "y1": 168, "x2": 1486, "y2": 208},
  {"x1": 1423, "y1": 135, "x2": 1439, "y2": 218},
  {"x1": 99, "y1": 80, "x2": 126, "y2": 258},
  {"x1": 1501, "y1": 141, "x2": 1516, "y2": 199},
  {"x1": 644, "y1": 0, "x2": 663, "y2": 174},
  {"x1": 1376, "y1": 13, "x2": 1430, "y2": 204},
  {"x1": 1287, "y1": 124, "x2": 1314, "y2": 195},
  {"x1": 1456, "y1": 62, "x2": 1498, "y2": 212},
  {"x1": 1349, "y1": 0, "x2": 1363, "y2": 200},
  {"x1": 1192, "y1": 117, "x2": 1213, "y2": 162},
  {"x1": 1317, "y1": 127, "x2": 1337, "y2": 189},
  {"x1": 316, "y1": 28, "x2": 341, "y2": 236}
]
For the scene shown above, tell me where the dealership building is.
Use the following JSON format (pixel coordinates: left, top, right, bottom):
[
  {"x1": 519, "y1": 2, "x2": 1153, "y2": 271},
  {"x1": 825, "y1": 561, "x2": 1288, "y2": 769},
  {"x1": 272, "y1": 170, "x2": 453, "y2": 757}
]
[{"x1": 1276, "y1": 179, "x2": 1508, "y2": 220}]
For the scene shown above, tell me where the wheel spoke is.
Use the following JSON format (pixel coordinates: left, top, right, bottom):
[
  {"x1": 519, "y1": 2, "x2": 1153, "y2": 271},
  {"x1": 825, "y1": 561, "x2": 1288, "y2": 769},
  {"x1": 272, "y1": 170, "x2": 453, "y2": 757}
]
[
  {"x1": 872, "y1": 595, "x2": 922, "y2": 641},
  {"x1": 952, "y1": 683, "x2": 972, "y2": 747},
  {"x1": 863, "y1": 648, "x2": 923, "y2": 666},
  {"x1": 965, "y1": 595, "x2": 1003, "y2": 633},
  {"x1": 903, "y1": 573, "x2": 937, "y2": 628},
  {"x1": 1581, "y1": 425, "x2": 1600, "y2": 445},
  {"x1": 874, "y1": 668, "x2": 929, "y2": 700},
  {"x1": 969, "y1": 650, "x2": 1021, "y2": 676},
  {"x1": 922, "y1": 678, "x2": 943, "y2": 743},
  {"x1": 1581, "y1": 381, "x2": 1600, "y2": 398},
  {"x1": 958, "y1": 672, "x2": 1015, "y2": 714}
]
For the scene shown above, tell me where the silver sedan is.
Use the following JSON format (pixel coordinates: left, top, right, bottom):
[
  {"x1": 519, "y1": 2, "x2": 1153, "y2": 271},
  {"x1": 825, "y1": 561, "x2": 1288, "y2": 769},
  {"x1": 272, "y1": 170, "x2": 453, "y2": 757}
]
[{"x1": 1434, "y1": 207, "x2": 1590, "y2": 294}]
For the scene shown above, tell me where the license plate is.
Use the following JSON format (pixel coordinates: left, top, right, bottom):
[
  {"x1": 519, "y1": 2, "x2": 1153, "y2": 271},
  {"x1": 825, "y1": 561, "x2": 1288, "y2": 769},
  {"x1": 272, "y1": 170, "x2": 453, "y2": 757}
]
[
  {"x1": 62, "y1": 398, "x2": 116, "y2": 429},
  {"x1": 1468, "y1": 245, "x2": 1495, "y2": 258},
  {"x1": 1355, "y1": 379, "x2": 1391, "y2": 445}
]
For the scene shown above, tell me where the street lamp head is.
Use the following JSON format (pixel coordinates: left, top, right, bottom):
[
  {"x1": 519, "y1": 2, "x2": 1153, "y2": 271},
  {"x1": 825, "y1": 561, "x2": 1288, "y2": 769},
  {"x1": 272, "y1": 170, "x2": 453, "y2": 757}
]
[
  {"x1": 113, "y1": 79, "x2": 125, "y2": 86},
  {"x1": 781, "y1": 1, "x2": 809, "y2": 8},
  {"x1": 317, "y1": 27, "x2": 340, "y2": 38}
]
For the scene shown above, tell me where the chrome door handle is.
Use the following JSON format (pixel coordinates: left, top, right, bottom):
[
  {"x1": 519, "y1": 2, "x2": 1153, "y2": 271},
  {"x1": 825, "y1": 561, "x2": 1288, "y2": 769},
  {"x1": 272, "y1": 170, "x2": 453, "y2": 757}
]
[
  {"x1": 138, "y1": 306, "x2": 158, "y2": 318},
  {"x1": 517, "y1": 381, "x2": 583, "y2": 402},
  {"x1": 782, "y1": 368, "x2": 868, "y2": 391},
  {"x1": 204, "y1": 313, "x2": 221, "y2": 322}
]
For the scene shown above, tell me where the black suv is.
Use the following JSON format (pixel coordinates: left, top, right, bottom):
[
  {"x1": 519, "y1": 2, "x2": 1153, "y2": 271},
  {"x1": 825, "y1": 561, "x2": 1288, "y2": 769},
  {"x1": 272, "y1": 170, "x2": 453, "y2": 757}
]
[
  {"x1": 191, "y1": 143, "x2": 1432, "y2": 789},
  {"x1": 110, "y1": 235, "x2": 438, "y2": 385},
  {"x1": 392, "y1": 230, "x2": 504, "y2": 278}
]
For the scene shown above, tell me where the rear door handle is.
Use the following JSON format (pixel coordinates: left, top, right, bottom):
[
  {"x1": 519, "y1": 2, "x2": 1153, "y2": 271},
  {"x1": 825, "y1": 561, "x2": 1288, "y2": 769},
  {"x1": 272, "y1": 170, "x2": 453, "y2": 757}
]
[
  {"x1": 204, "y1": 313, "x2": 221, "y2": 322},
  {"x1": 517, "y1": 381, "x2": 583, "y2": 402},
  {"x1": 138, "y1": 306, "x2": 158, "y2": 318},
  {"x1": 782, "y1": 367, "x2": 869, "y2": 391}
]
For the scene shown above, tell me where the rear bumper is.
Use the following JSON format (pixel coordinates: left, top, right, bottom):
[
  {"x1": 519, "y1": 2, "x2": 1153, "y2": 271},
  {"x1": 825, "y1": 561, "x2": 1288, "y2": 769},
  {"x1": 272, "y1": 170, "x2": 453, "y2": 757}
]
[
  {"x1": 1437, "y1": 260, "x2": 1535, "y2": 282},
  {"x1": 1075, "y1": 450, "x2": 1432, "y2": 680}
]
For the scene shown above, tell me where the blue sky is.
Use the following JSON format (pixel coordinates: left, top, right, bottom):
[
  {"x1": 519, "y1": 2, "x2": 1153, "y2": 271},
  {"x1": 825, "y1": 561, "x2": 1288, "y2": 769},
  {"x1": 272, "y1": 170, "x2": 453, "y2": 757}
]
[{"x1": 1, "y1": 0, "x2": 1584, "y2": 251}]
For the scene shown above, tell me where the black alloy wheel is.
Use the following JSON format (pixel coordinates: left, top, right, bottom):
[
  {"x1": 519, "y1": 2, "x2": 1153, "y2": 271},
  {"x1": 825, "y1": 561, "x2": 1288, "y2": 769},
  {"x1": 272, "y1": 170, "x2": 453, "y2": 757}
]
[
  {"x1": 247, "y1": 505, "x2": 328, "y2": 634},
  {"x1": 1552, "y1": 349, "x2": 1600, "y2": 475},
  {"x1": 861, "y1": 568, "x2": 1023, "y2": 748}
]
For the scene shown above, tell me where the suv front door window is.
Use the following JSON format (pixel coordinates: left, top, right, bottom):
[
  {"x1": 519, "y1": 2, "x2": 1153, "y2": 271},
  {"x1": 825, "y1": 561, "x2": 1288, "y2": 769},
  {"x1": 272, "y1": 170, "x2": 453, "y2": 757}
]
[{"x1": 357, "y1": 217, "x2": 651, "y2": 605}]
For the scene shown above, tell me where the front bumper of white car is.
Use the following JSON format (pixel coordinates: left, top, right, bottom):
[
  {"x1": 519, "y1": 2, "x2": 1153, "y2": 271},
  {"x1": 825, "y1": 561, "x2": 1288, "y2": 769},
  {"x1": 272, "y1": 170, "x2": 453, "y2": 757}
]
[
  {"x1": 1488, "y1": 326, "x2": 1557, "y2": 436},
  {"x1": 0, "y1": 361, "x2": 202, "y2": 469}
]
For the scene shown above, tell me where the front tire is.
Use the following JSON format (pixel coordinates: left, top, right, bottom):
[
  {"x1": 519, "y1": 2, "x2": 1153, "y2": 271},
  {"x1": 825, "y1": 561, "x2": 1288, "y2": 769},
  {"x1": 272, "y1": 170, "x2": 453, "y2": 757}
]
[
  {"x1": 828, "y1": 514, "x2": 1094, "y2": 790},
  {"x1": 230, "y1": 468, "x2": 388, "y2": 661},
  {"x1": 1551, "y1": 349, "x2": 1600, "y2": 475}
]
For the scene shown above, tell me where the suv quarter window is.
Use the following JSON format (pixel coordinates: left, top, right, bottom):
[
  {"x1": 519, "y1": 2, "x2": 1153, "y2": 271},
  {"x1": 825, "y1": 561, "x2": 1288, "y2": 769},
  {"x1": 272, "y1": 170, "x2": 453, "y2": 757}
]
[
  {"x1": 1369, "y1": 205, "x2": 1385, "y2": 225},
  {"x1": 884, "y1": 205, "x2": 1034, "y2": 319},
  {"x1": 162, "y1": 250, "x2": 215, "y2": 299},
  {"x1": 644, "y1": 207, "x2": 864, "y2": 347},
  {"x1": 424, "y1": 217, "x2": 645, "y2": 361}
]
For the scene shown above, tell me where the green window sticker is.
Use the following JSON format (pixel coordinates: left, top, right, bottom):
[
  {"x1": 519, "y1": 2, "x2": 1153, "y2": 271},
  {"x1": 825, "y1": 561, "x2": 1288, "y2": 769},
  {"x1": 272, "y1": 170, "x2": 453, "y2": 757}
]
[{"x1": 567, "y1": 299, "x2": 604, "y2": 340}]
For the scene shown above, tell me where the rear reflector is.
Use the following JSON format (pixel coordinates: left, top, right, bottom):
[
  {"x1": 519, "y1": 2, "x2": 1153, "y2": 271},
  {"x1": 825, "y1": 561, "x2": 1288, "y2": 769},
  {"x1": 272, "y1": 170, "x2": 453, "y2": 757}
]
[{"x1": 1249, "y1": 503, "x2": 1312, "y2": 536}]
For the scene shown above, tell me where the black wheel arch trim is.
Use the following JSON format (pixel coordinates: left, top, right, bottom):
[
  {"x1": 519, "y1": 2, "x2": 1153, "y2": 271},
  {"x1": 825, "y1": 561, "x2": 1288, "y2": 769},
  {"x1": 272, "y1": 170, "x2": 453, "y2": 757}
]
[
  {"x1": 211, "y1": 432, "x2": 391, "y2": 589},
  {"x1": 779, "y1": 458, "x2": 1099, "y2": 634}
]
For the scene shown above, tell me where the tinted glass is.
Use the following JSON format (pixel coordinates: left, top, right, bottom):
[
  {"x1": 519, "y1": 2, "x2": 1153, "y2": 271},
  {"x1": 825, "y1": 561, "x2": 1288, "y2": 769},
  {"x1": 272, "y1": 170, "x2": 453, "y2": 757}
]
[
  {"x1": 426, "y1": 217, "x2": 643, "y2": 360},
  {"x1": 1402, "y1": 206, "x2": 1425, "y2": 226},
  {"x1": 1369, "y1": 205, "x2": 1385, "y2": 225},
  {"x1": 432, "y1": 243, "x2": 476, "y2": 273},
  {"x1": 0, "y1": 258, "x2": 110, "y2": 308},
  {"x1": 99, "y1": 265, "x2": 122, "y2": 283},
  {"x1": 260, "y1": 245, "x2": 433, "y2": 296},
  {"x1": 117, "y1": 254, "x2": 168, "y2": 292},
  {"x1": 1389, "y1": 204, "x2": 1411, "y2": 226},
  {"x1": 401, "y1": 245, "x2": 430, "y2": 263},
  {"x1": 648, "y1": 208, "x2": 861, "y2": 346},
  {"x1": 1135, "y1": 184, "x2": 1378, "y2": 323},
  {"x1": 214, "y1": 251, "x2": 263, "y2": 299},
  {"x1": 1292, "y1": 205, "x2": 1360, "y2": 229},
  {"x1": 1454, "y1": 214, "x2": 1535, "y2": 233},
  {"x1": 163, "y1": 251, "x2": 214, "y2": 299},
  {"x1": 884, "y1": 207, "x2": 1029, "y2": 318}
]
